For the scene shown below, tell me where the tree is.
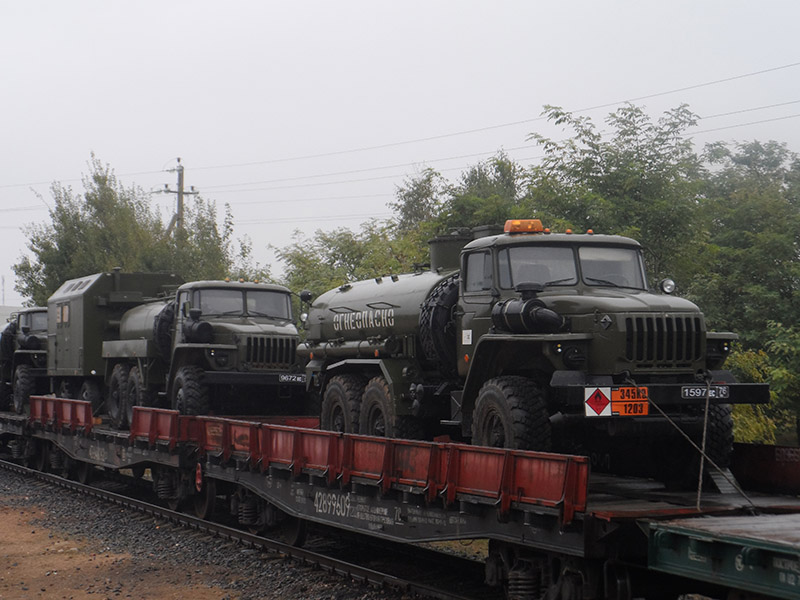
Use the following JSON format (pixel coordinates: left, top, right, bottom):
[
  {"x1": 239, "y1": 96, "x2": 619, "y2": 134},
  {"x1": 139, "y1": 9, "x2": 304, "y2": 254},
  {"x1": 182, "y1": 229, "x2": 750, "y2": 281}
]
[
  {"x1": 687, "y1": 141, "x2": 800, "y2": 343},
  {"x1": 14, "y1": 156, "x2": 242, "y2": 305},
  {"x1": 389, "y1": 168, "x2": 448, "y2": 234},
  {"x1": 524, "y1": 104, "x2": 705, "y2": 282},
  {"x1": 275, "y1": 220, "x2": 428, "y2": 298},
  {"x1": 437, "y1": 152, "x2": 525, "y2": 231}
]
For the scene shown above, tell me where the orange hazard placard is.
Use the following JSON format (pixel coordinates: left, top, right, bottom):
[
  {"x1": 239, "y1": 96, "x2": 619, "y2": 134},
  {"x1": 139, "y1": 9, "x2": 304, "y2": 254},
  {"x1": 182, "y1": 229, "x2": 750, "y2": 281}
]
[{"x1": 610, "y1": 387, "x2": 649, "y2": 416}]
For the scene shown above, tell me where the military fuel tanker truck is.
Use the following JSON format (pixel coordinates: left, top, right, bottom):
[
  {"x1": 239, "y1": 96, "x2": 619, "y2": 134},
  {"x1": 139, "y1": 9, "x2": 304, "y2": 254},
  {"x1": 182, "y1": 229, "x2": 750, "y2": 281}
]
[
  {"x1": 298, "y1": 219, "x2": 769, "y2": 481},
  {"x1": 32, "y1": 269, "x2": 305, "y2": 427}
]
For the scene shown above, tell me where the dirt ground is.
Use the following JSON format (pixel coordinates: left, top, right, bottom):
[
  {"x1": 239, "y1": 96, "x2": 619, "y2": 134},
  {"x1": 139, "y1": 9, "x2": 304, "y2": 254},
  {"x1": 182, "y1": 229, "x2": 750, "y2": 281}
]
[{"x1": 0, "y1": 503, "x2": 240, "y2": 600}]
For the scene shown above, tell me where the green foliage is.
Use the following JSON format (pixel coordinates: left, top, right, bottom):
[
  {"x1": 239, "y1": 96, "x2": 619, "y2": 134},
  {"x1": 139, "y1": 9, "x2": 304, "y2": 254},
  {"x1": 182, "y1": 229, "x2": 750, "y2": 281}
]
[
  {"x1": 687, "y1": 142, "x2": 800, "y2": 343},
  {"x1": 725, "y1": 346, "x2": 780, "y2": 443},
  {"x1": 389, "y1": 168, "x2": 449, "y2": 234},
  {"x1": 437, "y1": 152, "x2": 525, "y2": 230},
  {"x1": 274, "y1": 220, "x2": 428, "y2": 298},
  {"x1": 14, "y1": 155, "x2": 244, "y2": 305},
  {"x1": 525, "y1": 104, "x2": 705, "y2": 281}
]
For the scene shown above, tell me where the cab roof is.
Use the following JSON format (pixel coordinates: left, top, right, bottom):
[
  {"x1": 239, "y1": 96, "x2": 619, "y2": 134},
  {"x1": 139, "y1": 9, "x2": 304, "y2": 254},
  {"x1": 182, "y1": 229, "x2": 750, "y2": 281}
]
[
  {"x1": 178, "y1": 280, "x2": 291, "y2": 294},
  {"x1": 463, "y1": 231, "x2": 642, "y2": 252}
]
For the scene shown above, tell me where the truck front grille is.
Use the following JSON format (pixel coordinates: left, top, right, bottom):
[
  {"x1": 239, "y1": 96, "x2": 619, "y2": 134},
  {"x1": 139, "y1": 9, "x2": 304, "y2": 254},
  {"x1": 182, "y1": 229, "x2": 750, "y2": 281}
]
[
  {"x1": 245, "y1": 336, "x2": 296, "y2": 369},
  {"x1": 624, "y1": 315, "x2": 704, "y2": 367}
]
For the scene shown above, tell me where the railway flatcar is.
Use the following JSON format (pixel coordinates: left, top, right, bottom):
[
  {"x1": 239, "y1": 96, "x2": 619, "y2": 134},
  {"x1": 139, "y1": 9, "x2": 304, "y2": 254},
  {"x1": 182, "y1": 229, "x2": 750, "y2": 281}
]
[{"x1": 2, "y1": 395, "x2": 800, "y2": 600}]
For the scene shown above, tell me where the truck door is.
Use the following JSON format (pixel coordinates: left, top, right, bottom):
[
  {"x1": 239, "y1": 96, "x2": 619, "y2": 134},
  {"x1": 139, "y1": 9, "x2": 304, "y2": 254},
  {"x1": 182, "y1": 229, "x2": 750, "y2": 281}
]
[{"x1": 457, "y1": 250, "x2": 495, "y2": 378}]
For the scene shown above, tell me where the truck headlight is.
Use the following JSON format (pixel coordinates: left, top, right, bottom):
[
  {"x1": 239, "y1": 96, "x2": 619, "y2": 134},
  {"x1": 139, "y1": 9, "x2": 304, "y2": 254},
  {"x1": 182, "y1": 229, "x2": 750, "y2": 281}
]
[
  {"x1": 208, "y1": 349, "x2": 229, "y2": 368},
  {"x1": 554, "y1": 343, "x2": 587, "y2": 369}
]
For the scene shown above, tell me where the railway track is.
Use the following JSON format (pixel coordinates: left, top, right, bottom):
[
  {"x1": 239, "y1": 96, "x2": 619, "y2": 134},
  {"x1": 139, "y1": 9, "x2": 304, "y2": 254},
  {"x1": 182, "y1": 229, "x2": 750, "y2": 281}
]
[{"x1": 0, "y1": 456, "x2": 498, "y2": 600}]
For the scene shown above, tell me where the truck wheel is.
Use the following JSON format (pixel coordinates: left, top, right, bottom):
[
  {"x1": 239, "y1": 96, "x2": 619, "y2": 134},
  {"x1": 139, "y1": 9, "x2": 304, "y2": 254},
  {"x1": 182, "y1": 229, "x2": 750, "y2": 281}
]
[
  {"x1": 12, "y1": 365, "x2": 34, "y2": 414},
  {"x1": 57, "y1": 379, "x2": 77, "y2": 399},
  {"x1": 126, "y1": 366, "x2": 152, "y2": 423},
  {"x1": 79, "y1": 380, "x2": 103, "y2": 414},
  {"x1": 472, "y1": 376, "x2": 551, "y2": 451},
  {"x1": 658, "y1": 403, "x2": 734, "y2": 489},
  {"x1": 359, "y1": 376, "x2": 424, "y2": 439},
  {"x1": 107, "y1": 364, "x2": 129, "y2": 429},
  {"x1": 321, "y1": 375, "x2": 365, "y2": 433},
  {"x1": 173, "y1": 366, "x2": 209, "y2": 415}
]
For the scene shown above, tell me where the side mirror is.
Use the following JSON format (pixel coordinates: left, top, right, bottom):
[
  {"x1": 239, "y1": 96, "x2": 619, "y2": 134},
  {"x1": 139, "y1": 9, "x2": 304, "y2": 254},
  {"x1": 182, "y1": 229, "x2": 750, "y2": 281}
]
[{"x1": 299, "y1": 290, "x2": 313, "y2": 304}]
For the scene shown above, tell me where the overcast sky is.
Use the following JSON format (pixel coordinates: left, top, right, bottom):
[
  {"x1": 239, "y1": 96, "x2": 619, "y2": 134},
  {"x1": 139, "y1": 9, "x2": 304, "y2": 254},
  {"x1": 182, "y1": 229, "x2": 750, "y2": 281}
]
[{"x1": 1, "y1": 1, "x2": 799, "y2": 306}]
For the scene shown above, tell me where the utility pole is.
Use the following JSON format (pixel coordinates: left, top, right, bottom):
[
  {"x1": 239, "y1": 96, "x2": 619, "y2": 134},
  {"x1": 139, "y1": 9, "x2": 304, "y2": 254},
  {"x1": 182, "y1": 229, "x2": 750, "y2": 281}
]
[{"x1": 161, "y1": 158, "x2": 199, "y2": 237}]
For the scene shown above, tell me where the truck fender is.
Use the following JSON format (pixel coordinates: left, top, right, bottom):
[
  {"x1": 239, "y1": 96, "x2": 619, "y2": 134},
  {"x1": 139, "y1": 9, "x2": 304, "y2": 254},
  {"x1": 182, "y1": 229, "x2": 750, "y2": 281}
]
[{"x1": 461, "y1": 334, "x2": 589, "y2": 433}]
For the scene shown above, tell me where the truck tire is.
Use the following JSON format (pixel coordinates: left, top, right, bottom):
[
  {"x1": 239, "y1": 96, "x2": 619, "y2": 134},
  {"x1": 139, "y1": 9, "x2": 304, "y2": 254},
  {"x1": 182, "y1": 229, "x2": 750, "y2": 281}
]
[
  {"x1": 79, "y1": 380, "x2": 103, "y2": 414},
  {"x1": 419, "y1": 274, "x2": 459, "y2": 377},
  {"x1": 321, "y1": 375, "x2": 365, "y2": 433},
  {"x1": 359, "y1": 376, "x2": 423, "y2": 439},
  {"x1": 107, "y1": 364, "x2": 129, "y2": 429},
  {"x1": 658, "y1": 403, "x2": 734, "y2": 489},
  {"x1": 57, "y1": 379, "x2": 77, "y2": 399},
  {"x1": 472, "y1": 376, "x2": 551, "y2": 451},
  {"x1": 153, "y1": 302, "x2": 175, "y2": 359},
  {"x1": 173, "y1": 365, "x2": 209, "y2": 415},
  {"x1": 126, "y1": 366, "x2": 153, "y2": 423},
  {"x1": 12, "y1": 365, "x2": 33, "y2": 414}
]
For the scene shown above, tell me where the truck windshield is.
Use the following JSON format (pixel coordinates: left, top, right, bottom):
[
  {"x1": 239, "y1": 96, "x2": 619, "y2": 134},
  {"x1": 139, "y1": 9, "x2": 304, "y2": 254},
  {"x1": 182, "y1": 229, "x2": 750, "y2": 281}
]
[
  {"x1": 27, "y1": 311, "x2": 48, "y2": 331},
  {"x1": 196, "y1": 289, "x2": 292, "y2": 319},
  {"x1": 578, "y1": 246, "x2": 646, "y2": 289},
  {"x1": 498, "y1": 245, "x2": 646, "y2": 290}
]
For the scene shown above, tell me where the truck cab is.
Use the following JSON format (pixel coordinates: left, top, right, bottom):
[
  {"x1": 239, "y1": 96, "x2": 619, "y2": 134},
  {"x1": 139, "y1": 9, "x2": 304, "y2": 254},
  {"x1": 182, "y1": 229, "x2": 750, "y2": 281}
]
[
  {"x1": 167, "y1": 280, "x2": 304, "y2": 415},
  {"x1": 0, "y1": 307, "x2": 49, "y2": 413}
]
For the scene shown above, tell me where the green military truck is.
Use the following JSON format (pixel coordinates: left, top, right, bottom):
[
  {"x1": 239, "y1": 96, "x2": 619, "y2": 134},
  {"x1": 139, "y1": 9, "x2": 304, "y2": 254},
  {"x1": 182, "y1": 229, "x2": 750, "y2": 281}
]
[
  {"x1": 101, "y1": 278, "x2": 304, "y2": 426},
  {"x1": 46, "y1": 270, "x2": 184, "y2": 420},
  {"x1": 298, "y1": 219, "x2": 769, "y2": 481},
  {"x1": 34, "y1": 269, "x2": 305, "y2": 428},
  {"x1": 0, "y1": 307, "x2": 49, "y2": 413}
]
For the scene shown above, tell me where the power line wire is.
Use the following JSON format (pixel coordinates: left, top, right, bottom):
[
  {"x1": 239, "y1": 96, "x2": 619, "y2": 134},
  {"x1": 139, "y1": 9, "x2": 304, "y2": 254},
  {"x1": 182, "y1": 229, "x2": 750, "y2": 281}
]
[{"x1": 188, "y1": 61, "x2": 800, "y2": 172}]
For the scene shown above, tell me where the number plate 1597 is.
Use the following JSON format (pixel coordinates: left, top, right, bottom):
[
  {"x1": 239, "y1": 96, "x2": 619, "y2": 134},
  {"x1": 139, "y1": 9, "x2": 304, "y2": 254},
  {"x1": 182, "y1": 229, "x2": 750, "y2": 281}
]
[{"x1": 681, "y1": 385, "x2": 729, "y2": 399}]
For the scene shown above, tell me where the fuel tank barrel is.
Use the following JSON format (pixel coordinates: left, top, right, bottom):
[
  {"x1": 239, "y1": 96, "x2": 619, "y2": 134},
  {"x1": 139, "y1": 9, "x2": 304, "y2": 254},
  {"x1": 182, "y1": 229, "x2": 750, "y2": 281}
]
[
  {"x1": 304, "y1": 270, "x2": 450, "y2": 343},
  {"x1": 119, "y1": 300, "x2": 171, "y2": 341}
]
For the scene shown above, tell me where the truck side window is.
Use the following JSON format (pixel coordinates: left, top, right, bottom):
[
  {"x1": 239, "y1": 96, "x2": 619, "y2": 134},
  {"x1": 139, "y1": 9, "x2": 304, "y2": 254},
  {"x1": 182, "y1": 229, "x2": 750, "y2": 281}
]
[
  {"x1": 464, "y1": 252, "x2": 493, "y2": 292},
  {"x1": 177, "y1": 292, "x2": 189, "y2": 317},
  {"x1": 53, "y1": 303, "x2": 70, "y2": 326}
]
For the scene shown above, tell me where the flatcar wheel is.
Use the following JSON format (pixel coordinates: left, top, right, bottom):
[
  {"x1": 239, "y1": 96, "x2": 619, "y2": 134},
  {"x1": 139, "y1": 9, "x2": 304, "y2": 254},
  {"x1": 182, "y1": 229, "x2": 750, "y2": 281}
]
[
  {"x1": 34, "y1": 441, "x2": 50, "y2": 473},
  {"x1": 74, "y1": 460, "x2": 93, "y2": 484},
  {"x1": 167, "y1": 496, "x2": 183, "y2": 512},
  {"x1": 193, "y1": 477, "x2": 216, "y2": 520},
  {"x1": 282, "y1": 516, "x2": 307, "y2": 548}
]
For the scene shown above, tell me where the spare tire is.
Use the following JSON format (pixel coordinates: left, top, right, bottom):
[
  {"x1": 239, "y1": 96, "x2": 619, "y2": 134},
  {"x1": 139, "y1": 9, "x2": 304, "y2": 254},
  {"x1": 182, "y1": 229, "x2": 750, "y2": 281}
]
[
  {"x1": 152, "y1": 302, "x2": 175, "y2": 359},
  {"x1": 419, "y1": 274, "x2": 459, "y2": 378}
]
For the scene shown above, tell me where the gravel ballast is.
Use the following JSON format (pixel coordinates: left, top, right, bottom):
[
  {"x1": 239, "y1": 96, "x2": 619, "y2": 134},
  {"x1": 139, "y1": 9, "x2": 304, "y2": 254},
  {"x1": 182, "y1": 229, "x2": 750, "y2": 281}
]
[{"x1": 0, "y1": 466, "x2": 408, "y2": 600}]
